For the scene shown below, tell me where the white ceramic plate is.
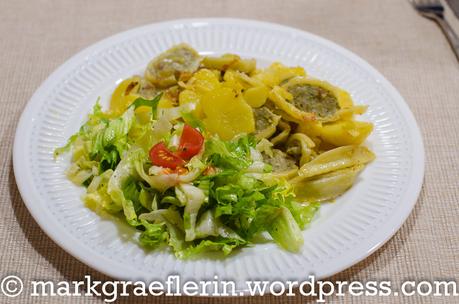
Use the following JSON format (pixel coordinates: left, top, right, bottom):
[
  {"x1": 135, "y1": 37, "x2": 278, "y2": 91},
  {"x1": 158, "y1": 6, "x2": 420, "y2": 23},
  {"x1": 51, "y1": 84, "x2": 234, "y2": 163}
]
[{"x1": 13, "y1": 18, "x2": 424, "y2": 291}]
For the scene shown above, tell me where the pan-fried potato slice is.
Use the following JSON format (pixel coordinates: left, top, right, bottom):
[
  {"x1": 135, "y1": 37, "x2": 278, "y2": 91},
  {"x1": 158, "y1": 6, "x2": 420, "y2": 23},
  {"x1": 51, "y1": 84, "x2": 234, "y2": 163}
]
[
  {"x1": 252, "y1": 62, "x2": 306, "y2": 87},
  {"x1": 188, "y1": 68, "x2": 221, "y2": 93},
  {"x1": 244, "y1": 86, "x2": 269, "y2": 108},
  {"x1": 108, "y1": 76, "x2": 166, "y2": 123},
  {"x1": 201, "y1": 54, "x2": 256, "y2": 74},
  {"x1": 298, "y1": 145, "x2": 375, "y2": 178},
  {"x1": 178, "y1": 69, "x2": 221, "y2": 118},
  {"x1": 178, "y1": 89, "x2": 204, "y2": 118},
  {"x1": 109, "y1": 77, "x2": 141, "y2": 117},
  {"x1": 201, "y1": 87, "x2": 255, "y2": 140},
  {"x1": 291, "y1": 165, "x2": 364, "y2": 202}
]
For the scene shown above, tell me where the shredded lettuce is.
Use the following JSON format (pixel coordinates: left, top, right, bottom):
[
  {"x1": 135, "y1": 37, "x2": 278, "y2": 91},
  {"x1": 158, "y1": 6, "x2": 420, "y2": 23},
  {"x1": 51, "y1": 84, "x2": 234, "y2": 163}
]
[
  {"x1": 203, "y1": 135, "x2": 256, "y2": 170},
  {"x1": 84, "y1": 169, "x2": 120, "y2": 213},
  {"x1": 178, "y1": 184, "x2": 206, "y2": 241},
  {"x1": 138, "y1": 221, "x2": 168, "y2": 248},
  {"x1": 177, "y1": 237, "x2": 246, "y2": 259},
  {"x1": 268, "y1": 206, "x2": 304, "y2": 252},
  {"x1": 107, "y1": 150, "x2": 143, "y2": 226},
  {"x1": 56, "y1": 100, "x2": 320, "y2": 258}
]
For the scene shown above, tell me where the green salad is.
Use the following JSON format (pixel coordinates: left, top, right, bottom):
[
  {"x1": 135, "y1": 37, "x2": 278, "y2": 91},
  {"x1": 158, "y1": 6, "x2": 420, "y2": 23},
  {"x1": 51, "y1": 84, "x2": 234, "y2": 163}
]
[
  {"x1": 55, "y1": 93, "x2": 319, "y2": 258},
  {"x1": 56, "y1": 44, "x2": 375, "y2": 258}
]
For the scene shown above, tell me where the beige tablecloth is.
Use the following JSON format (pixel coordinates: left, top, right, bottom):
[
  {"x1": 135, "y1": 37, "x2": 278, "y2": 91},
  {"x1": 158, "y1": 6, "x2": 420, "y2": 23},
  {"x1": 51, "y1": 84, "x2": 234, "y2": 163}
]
[{"x1": 1, "y1": 0, "x2": 458, "y2": 303}]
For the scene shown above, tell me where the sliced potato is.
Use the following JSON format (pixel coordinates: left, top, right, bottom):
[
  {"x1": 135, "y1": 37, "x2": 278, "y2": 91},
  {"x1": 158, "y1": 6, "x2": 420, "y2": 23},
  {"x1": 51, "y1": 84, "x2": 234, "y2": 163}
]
[
  {"x1": 244, "y1": 86, "x2": 269, "y2": 108},
  {"x1": 201, "y1": 87, "x2": 255, "y2": 140},
  {"x1": 189, "y1": 69, "x2": 221, "y2": 93},
  {"x1": 178, "y1": 69, "x2": 221, "y2": 118},
  {"x1": 201, "y1": 54, "x2": 256, "y2": 74},
  {"x1": 178, "y1": 89, "x2": 204, "y2": 118},
  {"x1": 253, "y1": 62, "x2": 306, "y2": 87},
  {"x1": 109, "y1": 77, "x2": 141, "y2": 117}
]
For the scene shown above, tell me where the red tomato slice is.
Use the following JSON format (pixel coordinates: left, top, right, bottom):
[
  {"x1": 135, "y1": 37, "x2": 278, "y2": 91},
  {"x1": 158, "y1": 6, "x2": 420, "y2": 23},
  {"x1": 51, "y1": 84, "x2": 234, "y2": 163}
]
[
  {"x1": 149, "y1": 142, "x2": 185, "y2": 169},
  {"x1": 177, "y1": 124, "x2": 204, "y2": 160}
]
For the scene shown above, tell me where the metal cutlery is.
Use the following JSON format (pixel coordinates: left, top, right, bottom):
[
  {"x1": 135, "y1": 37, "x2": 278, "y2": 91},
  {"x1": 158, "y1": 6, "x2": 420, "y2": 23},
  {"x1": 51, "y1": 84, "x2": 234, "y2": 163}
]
[{"x1": 410, "y1": 0, "x2": 459, "y2": 60}]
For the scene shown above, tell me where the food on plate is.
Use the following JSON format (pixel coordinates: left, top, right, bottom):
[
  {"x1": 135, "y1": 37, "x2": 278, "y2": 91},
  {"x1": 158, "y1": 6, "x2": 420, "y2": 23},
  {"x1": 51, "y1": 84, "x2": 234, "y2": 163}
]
[{"x1": 55, "y1": 44, "x2": 375, "y2": 258}]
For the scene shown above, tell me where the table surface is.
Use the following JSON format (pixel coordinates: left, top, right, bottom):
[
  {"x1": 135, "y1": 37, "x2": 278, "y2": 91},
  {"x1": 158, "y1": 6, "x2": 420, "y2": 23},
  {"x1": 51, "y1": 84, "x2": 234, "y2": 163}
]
[{"x1": 1, "y1": 0, "x2": 458, "y2": 303}]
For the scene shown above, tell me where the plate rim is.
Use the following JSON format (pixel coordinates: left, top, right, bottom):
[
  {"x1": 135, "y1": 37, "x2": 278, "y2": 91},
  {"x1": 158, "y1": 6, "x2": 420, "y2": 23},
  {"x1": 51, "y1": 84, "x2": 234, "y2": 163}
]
[{"x1": 13, "y1": 17, "x2": 425, "y2": 286}]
